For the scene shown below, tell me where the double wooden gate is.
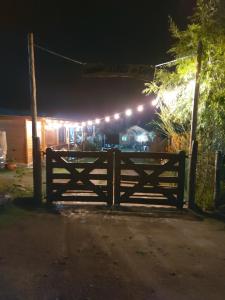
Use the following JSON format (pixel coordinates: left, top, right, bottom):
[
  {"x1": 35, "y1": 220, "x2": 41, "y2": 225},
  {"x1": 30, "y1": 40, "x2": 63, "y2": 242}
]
[{"x1": 46, "y1": 148, "x2": 186, "y2": 208}]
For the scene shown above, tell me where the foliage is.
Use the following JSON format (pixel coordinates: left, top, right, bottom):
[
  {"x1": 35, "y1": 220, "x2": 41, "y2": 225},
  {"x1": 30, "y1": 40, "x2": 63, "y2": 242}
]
[
  {"x1": 0, "y1": 167, "x2": 33, "y2": 199},
  {"x1": 144, "y1": 0, "x2": 225, "y2": 151},
  {"x1": 143, "y1": 0, "x2": 225, "y2": 209}
]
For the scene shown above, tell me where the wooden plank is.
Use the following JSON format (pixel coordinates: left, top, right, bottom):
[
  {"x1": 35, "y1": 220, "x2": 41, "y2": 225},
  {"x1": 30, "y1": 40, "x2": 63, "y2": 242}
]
[
  {"x1": 107, "y1": 149, "x2": 114, "y2": 206},
  {"x1": 120, "y1": 175, "x2": 179, "y2": 183},
  {"x1": 51, "y1": 183, "x2": 108, "y2": 191},
  {"x1": 120, "y1": 198, "x2": 178, "y2": 206},
  {"x1": 120, "y1": 186, "x2": 178, "y2": 194},
  {"x1": 51, "y1": 195, "x2": 108, "y2": 202},
  {"x1": 188, "y1": 141, "x2": 198, "y2": 209},
  {"x1": 120, "y1": 164, "x2": 179, "y2": 171},
  {"x1": 52, "y1": 173, "x2": 108, "y2": 180},
  {"x1": 46, "y1": 148, "x2": 53, "y2": 203},
  {"x1": 177, "y1": 151, "x2": 186, "y2": 209},
  {"x1": 119, "y1": 152, "x2": 180, "y2": 159},
  {"x1": 51, "y1": 162, "x2": 108, "y2": 169},
  {"x1": 51, "y1": 150, "x2": 108, "y2": 158},
  {"x1": 114, "y1": 149, "x2": 121, "y2": 206}
]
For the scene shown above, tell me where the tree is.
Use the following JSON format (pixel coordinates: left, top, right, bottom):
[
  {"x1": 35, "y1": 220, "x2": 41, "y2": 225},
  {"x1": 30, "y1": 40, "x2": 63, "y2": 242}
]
[
  {"x1": 144, "y1": 0, "x2": 225, "y2": 152},
  {"x1": 143, "y1": 0, "x2": 225, "y2": 209}
]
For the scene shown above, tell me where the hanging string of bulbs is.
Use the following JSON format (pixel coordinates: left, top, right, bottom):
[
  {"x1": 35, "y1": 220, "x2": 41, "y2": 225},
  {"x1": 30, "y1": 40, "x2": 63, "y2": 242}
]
[
  {"x1": 45, "y1": 98, "x2": 158, "y2": 130},
  {"x1": 36, "y1": 43, "x2": 188, "y2": 131}
]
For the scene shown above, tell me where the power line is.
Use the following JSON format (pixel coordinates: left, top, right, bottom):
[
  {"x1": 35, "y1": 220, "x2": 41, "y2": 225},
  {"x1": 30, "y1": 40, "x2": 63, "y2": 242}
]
[
  {"x1": 155, "y1": 55, "x2": 193, "y2": 68},
  {"x1": 35, "y1": 44, "x2": 86, "y2": 65},
  {"x1": 35, "y1": 43, "x2": 192, "y2": 70}
]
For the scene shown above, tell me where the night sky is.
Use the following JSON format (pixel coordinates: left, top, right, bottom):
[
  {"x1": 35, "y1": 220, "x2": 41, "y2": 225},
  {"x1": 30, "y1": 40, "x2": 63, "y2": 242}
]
[{"x1": 0, "y1": 0, "x2": 196, "y2": 121}]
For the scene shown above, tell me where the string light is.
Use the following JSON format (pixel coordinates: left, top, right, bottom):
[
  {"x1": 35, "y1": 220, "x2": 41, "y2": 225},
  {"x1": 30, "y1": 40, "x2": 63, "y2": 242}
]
[
  {"x1": 45, "y1": 99, "x2": 158, "y2": 129},
  {"x1": 151, "y1": 99, "x2": 158, "y2": 106},
  {"x1": 125, "y1": 109, "x2": 132, "y2": 116},
  {"x1": 137, "y1": 105, "x2": 143, "y2": 112},
  {"x1": 114, "y1": 113, "x2": 120, "y2": 120}
]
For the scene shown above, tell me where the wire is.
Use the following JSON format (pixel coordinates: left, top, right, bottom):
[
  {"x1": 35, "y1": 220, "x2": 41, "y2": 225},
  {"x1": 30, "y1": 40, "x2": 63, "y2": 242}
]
[
  {"x1": 35, "y1": 44, "x2": 86, "y2": 65},
  {"x1": 155, "y1": 55, "x2": 194, "y2": 68},
  {"x1": 35, "y1": 43, "x2": 192, "y2": 70}
]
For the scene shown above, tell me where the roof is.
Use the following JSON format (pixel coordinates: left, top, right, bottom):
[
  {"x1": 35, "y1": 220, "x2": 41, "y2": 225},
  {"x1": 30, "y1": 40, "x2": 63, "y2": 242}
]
[{"x1": 122, "y1": 125, "x2": 151, "y2": 135}]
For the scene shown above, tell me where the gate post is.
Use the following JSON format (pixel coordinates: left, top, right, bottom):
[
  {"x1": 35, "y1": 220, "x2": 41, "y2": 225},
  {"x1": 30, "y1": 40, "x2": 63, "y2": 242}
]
[
  {"x1": 46, "y1": 147, "x2": 53, "y2": 205},
  {"x1": 188, "y1": 140, "x2": 198, "y2": 209},
  {"x1": 177, "y1": 151, "x2": 186, "y2": 209},
  {"x1": 107, "y1": 149, "x2": 114, "y2": 207},
  {"x1": 114, "y1": 149, "x2": 121, "y2": 207}
]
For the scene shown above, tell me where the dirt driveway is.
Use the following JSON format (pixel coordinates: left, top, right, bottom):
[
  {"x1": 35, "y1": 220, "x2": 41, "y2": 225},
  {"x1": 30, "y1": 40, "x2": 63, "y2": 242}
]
[{"x1": 0, "y1": 206, "x2": 225, "y2": 300}]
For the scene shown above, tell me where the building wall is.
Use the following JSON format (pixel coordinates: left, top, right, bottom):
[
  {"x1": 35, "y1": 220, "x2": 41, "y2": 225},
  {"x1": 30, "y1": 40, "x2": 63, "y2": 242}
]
[
  {"x1": 25, "y1": 119, "x2": 43, "y2": 164},
  {"x1": 0, "y1": 116, "x2": 27, "y2": 163},
  {"x1": 0, "y1": 115, "x2": 69, "y2": 164},
  {"x1": 45, "y1": 128, "x2": 59, "y2": 147}
]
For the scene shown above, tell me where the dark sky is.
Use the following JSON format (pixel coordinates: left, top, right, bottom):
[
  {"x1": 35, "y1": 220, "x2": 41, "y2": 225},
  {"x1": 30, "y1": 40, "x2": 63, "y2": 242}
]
[{"x1": 0, "y1": 0, "x2": 196, "y2": 120}]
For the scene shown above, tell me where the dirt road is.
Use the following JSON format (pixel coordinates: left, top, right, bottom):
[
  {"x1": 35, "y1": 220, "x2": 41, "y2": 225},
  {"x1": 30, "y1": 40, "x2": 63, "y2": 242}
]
[{"x1": 0, "y1": 207, "x2": 225, "y2": 300}]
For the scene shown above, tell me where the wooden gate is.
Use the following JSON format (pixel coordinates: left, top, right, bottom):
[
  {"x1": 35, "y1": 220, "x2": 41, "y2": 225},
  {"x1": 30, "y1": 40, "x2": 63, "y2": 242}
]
[
  {"x1": 114, "y1": 150, "x2": 186, "y2": 208},
  {"x1": 46, "y1": 148, "x2": 186, "y2": 208},
  {"x1": 46, "y1": 148, "x2": 113, "y2": 205}
]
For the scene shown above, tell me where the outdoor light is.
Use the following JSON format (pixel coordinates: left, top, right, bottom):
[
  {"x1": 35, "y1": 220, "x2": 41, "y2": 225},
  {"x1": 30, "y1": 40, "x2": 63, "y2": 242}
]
[
  {"x1": 105, "y1": 116, "x2": 110, "y2": 122},
  {"x1": 95, "y1": 118, "x2": 100, "y2": 124},
  {"x1": 114, "y1": 113, "x2": 120, "y2": 120},
  {"x1": 137, "y1": 105, "x2": 143, "y2": 112},
  {"x1": 87, "y1": 120, "x2": 93, "y2": 126},
  {"x1": 137, "y1": 134, "x2": 148, "y2": 143},
  {"x1": 52, "y1": 121, "x2": 61, "y2": 129},
  {"x1": 125, "y1": 109, "x2": 132, "y2": 116},
  {"x1": 81, "y1": 121, "x2": 86, "y2": 127},
  {"x1": 65, "y1": 122, "x2": 72, "y2": 128},
  {"x1": 151, "y1": 99, "x2": 158, "y2": 106}
]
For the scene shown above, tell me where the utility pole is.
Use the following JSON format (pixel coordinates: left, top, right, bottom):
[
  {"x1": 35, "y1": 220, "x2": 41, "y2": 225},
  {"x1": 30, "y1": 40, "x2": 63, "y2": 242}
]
[
  {"x1": 190, "y1": 40, "x2": 203, "y2": 147},
  {"x1": 28, "y1": 32, "x2": 42, "y2": 204}
]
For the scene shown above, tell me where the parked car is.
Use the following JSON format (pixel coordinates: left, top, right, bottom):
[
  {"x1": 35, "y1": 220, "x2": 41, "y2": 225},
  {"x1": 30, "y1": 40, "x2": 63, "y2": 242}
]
[
  {"x1": 0, "y1": 148, "x2": 5, "y2": 169},
  {"x1": 102, "y1": 144, "x2": 120, "y2": 151},
  {"x1": 0, "y1": 131, "x2": 7, "y2": 168}
]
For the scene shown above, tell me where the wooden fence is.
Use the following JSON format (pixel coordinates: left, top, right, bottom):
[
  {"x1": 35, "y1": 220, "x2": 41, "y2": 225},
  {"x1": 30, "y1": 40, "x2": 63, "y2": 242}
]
[{"x1": 46, "y1": 148, "x2": 186, "y2": 208}]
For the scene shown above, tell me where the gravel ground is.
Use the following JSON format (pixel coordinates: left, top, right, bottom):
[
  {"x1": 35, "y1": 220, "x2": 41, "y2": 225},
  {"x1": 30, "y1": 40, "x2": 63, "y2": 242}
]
[{"x1": 0, "y1": 206, "x2": 225, "y2": 300}]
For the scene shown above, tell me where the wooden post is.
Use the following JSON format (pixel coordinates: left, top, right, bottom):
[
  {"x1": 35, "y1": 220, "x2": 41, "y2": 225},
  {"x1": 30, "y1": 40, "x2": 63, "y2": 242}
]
[
  {"x1": 214, "y1": 151, "x2": 222, "y2": 208},
  {"x1": 177, "y1": 151, "x2": 186, "y2": 209},
  {"x1": 46, "y1": 147, "x2": 53, "y2": 205},
  {"x1": 114, "y1": 149, "x2": 121, "y2": 207},
  {"x1": 107, "y1": 149, "x2": 114, "y2": 207},
  {"x1": 189, "y1": 41, "x2": 203, "y2": 149},
  {"x1": 188, "y1": 140, "x2": 198, "y2": 209},
  {"x1": 28, "y1": 32, "x2": 42, "y2": 204}
]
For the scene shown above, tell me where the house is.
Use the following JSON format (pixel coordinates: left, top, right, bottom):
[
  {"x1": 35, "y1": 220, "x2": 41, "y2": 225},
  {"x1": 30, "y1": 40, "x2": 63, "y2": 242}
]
[
  {"x1": 119, "y1": 125, "x2": 155, "y2": 150},
  {"x1": 0, "y1": 113, "x2": 87, "y2": 165},
  {"x1": 119, "y1": 125, "x2": 168, "y2": 152}
]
